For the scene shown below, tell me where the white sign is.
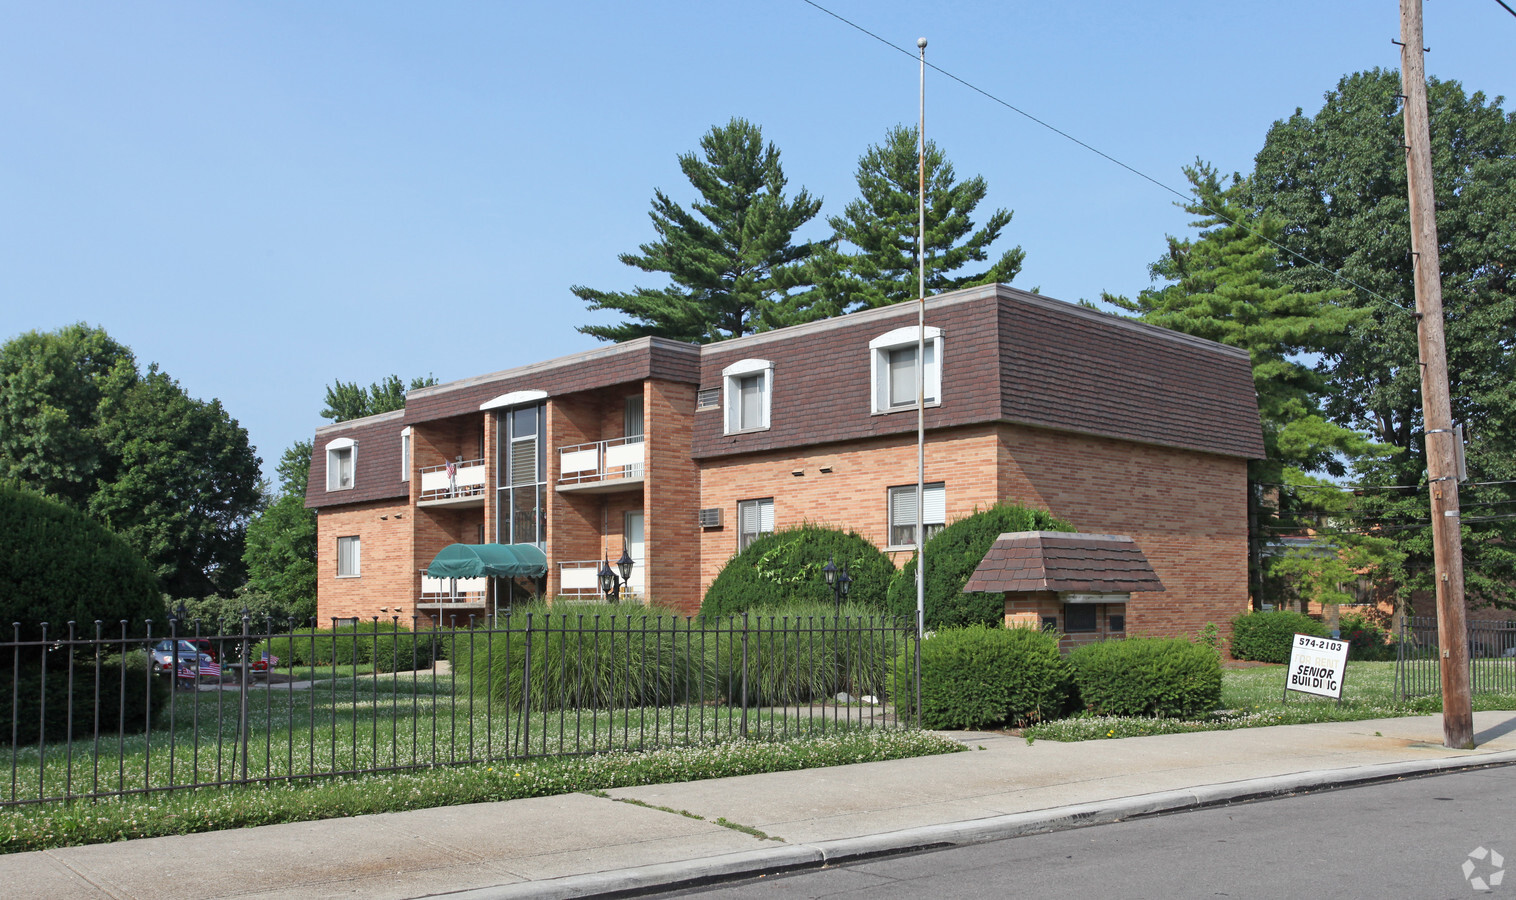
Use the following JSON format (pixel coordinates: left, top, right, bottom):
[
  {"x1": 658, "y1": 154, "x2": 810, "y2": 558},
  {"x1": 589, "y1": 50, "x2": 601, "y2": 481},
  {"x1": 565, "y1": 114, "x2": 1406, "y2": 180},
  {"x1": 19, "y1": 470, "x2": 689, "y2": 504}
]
[{"x1": 1285, "y1": 633, "x2": 1350, "y2": 699}]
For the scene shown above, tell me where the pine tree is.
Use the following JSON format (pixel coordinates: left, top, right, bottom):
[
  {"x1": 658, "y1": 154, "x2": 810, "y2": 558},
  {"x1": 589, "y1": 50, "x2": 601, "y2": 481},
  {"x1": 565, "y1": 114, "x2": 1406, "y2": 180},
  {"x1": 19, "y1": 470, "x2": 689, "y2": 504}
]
[
  {"x1": 812, "y1": 126, "x2": 1023, "y2": 313},
  {"x1": 1106, "y1": 162, "x2": 1373, "y2": 605},
  {"x1": 573, "y1": 118, "x2": 823, "y2": 343}
]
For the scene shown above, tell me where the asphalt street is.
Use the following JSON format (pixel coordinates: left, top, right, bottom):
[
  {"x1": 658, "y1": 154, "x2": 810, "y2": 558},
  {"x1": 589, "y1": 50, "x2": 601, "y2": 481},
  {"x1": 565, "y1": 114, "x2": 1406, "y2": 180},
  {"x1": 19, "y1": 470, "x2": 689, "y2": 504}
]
[{"x1": 667, "y1": 766, "x2": 1516, "y2": 899}]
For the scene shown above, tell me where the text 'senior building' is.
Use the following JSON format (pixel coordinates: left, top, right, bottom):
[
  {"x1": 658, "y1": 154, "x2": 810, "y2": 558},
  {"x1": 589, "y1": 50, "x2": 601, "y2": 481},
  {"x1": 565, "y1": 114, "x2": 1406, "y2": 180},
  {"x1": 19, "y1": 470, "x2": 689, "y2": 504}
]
[{"x1": 305, "y1": 284, "x2": 1264, "y2": 640}]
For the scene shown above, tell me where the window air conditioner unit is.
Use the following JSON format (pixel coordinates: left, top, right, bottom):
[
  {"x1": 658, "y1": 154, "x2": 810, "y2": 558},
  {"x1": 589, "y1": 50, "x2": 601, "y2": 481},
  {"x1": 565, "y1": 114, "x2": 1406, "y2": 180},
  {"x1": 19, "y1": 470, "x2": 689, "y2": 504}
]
[{"x1": 698, "y1": 508, "x2": 723, "y2": 528}]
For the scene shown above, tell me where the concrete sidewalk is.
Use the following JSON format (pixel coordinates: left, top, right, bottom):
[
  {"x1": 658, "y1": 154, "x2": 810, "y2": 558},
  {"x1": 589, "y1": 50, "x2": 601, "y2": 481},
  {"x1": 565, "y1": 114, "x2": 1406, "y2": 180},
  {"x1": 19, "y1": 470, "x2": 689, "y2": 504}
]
[{"x1": 9, "y1": 711, "x2": 1516, "y2": 900}]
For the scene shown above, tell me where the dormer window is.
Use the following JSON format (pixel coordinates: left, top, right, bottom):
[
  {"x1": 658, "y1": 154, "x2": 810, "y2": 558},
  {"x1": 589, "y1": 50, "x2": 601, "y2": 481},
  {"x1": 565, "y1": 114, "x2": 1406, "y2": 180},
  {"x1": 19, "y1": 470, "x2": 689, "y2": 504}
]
[
  {"x1": 326, "y1": 438, "x2": 356, "y2": 492},
  {"x1": 722, "y1": 358, "x2": 773, "y2": 434},
  {"x1": 870, "y1": 326, "x2": 942, "y2": 413}
]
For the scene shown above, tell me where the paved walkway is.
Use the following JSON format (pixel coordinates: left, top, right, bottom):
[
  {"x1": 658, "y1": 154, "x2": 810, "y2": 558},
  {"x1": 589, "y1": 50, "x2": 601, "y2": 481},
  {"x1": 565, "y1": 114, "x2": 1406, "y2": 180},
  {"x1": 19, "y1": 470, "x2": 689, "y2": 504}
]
[{"x1": 8, "y1": 711, "x2": 1516, "y2": 900}]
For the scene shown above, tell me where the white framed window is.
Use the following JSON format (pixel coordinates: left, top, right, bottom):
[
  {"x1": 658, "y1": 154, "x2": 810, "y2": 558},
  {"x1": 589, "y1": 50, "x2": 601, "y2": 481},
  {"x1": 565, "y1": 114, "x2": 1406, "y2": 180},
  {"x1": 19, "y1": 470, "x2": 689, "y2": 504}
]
[
  {"x1": 400, "y1": 427, "x2": 412, "y2": 482},
  {"x1": 887, "y1": 482, "x2": 946, "y2": 548},
  {"x1": 737, "y1": 498, "x2": 775, "y2": 551},
  {"x1": 722, "y1": 358, "x2": 772, "y2": 434},
  {"x1": 336, "y1": 535, "x2": 361, "y2": 577},
  {"x1": 869, "y1": 326, "x2": 942, "y2": 413},
  {"x1": 326, "y1": 438, "x2": 356, "y2": 492}
]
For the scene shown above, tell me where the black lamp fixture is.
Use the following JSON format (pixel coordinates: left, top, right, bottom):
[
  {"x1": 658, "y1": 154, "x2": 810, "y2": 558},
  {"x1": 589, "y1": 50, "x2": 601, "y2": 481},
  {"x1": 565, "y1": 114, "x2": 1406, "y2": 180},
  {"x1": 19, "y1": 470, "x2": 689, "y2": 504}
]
[
  {"x1": 822, "y1": 556, "x2": 852, "y2": 612},
  {"x1": 599, "y1": 545, "x2": 636, "y2": 603}
]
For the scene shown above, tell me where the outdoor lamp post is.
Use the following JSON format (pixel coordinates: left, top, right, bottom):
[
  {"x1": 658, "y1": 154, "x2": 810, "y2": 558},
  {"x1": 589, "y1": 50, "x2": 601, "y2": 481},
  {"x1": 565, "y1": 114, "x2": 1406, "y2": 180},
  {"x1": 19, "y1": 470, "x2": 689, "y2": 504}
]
[
  {"x1": 822, "y1": 556, "x2": 852, "y2": 613},
  {"x1": 599, "y1": 546, "x2": 636, "y2": 603}
]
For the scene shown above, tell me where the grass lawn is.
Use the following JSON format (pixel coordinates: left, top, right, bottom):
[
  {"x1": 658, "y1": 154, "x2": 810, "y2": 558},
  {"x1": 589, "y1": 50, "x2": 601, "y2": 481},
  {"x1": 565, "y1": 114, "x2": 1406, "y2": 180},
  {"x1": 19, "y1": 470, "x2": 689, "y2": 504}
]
[
  {"x1": 0, "y1": 729, "x2": 962, "y2": 854},
  {"x1": 0, "y1": 666, "x2": 956, "y2": 854},
  {"x1": 1022, "y1": 660, "x2": 1516, "y2": 742}
]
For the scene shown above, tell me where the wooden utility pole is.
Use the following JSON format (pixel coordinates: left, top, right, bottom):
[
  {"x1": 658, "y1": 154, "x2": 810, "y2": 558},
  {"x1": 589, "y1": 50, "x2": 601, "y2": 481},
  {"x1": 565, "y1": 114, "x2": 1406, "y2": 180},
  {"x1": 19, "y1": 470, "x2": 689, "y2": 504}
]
[{"x1": 1399, "y1": 0, "x2": 1473, "y2": 749}]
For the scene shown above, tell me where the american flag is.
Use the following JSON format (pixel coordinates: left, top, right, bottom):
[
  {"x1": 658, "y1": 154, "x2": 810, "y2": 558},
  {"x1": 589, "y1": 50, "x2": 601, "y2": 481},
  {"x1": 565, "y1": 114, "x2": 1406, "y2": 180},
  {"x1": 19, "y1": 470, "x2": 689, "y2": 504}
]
[
  {"x1": 261, "y1": 651, "x2": 279, "y2": 666},
  {"x1": 200, "y1": 660, "x2": 221, "y2": 678},
  {"x1": 176, "y1": 665, "x2": 197, "y2": 680}
]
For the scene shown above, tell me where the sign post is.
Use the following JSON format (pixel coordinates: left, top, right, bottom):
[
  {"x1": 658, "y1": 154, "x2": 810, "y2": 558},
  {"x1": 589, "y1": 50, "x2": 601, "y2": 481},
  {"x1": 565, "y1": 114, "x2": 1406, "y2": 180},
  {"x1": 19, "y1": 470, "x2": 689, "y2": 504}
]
[{"x1": 1284, "y1": 633, "x2": 1351, "y2": 705}]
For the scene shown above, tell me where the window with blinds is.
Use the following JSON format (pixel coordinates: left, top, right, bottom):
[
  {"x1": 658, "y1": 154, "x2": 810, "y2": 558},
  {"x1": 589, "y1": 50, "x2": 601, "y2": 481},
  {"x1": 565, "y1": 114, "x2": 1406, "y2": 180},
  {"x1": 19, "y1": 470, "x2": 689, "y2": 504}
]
[
  {"x1": 737, "y1": 498, "x2": 774, "y2": 550},
  {"x1": 497, "y1": 403, "x2": 546, "y2": 546},
  {"x1": 722, "y1": 359, "x2": 772, "y2": 434},
  {"x1": 336, "y1": 535, "x2": 361, "y2": 577},
  {"x1": 887, "y1": 482, "x2": 945, "y2": 548},
  {"x1": 869, "y1": 326, "x2": 942, "y2": 414},
  {"x1": 326, "y1": 439, "x2": 356, "y2": 491}
]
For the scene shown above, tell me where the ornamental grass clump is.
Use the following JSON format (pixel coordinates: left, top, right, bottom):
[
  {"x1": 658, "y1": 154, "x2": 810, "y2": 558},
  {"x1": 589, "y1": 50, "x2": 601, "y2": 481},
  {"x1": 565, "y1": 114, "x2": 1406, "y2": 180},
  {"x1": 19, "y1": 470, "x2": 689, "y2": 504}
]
[
  {"x1": 893, "y1": 625, "x2": 1071, "y2": 729},
  {"x1": 451, "y1": 603, "x2": 714, "y2": 712},
  {"x1": 1068, "y1": 637, "x2": 1222, "y2": 719},
  {"x1": 1229, "y1": 610, "x2": 1328, "y2": 663},
  {"x1": 705, "y1": 603, "x2": 910, "y2": 706}
]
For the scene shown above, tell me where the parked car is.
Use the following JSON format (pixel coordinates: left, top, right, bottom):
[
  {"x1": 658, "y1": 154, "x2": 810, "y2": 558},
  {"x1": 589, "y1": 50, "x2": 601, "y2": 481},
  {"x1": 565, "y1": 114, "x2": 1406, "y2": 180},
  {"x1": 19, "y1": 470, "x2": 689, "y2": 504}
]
[{"x1": 149, "y1": 639, "x2": 215, "y2": 676}]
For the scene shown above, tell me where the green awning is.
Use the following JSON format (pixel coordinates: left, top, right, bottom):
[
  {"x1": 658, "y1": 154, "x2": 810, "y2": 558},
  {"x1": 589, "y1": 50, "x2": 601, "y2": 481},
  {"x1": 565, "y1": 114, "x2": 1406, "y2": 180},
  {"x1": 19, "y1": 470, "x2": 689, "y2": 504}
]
[{"x1": 425, "y1": 543, "x2": 547, "y2": 579}]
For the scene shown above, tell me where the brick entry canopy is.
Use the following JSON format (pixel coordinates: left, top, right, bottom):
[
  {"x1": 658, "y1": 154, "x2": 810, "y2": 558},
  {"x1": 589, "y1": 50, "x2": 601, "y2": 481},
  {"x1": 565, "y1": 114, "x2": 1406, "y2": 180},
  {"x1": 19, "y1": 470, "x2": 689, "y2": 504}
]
[{"x1": 963, "y1": 531, "x2": 1164, "y2": 648}]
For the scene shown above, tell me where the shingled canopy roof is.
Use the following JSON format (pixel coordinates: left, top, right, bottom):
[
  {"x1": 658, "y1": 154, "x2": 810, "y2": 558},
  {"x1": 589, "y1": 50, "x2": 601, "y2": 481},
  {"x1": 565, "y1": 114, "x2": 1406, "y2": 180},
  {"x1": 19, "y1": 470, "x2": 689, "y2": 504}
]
[{"x1": 962, "y1": 532, "x2": 1164, "y2": 595}]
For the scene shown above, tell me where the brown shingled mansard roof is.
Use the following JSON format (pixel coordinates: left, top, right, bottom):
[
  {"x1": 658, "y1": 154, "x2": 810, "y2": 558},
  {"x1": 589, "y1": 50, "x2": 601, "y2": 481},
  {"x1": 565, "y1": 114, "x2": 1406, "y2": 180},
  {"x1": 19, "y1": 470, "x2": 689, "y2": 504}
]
[{"x1": 961, "y1": 531, "x2": 1165, "y2": 595}]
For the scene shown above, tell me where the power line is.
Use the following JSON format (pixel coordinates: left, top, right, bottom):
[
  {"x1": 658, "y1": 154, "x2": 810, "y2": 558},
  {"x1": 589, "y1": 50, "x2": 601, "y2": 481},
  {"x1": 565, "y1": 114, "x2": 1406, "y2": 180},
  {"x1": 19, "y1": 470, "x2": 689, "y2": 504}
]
[
  {"x1": 1495, "y1": 0, "x2": 1516, "y2": 20},
  {"x1": 1258, "y1": 478, "x2": 1516, "y2": 493},
  {"x1": 796, "y1": 0, "x2": 1409, "y2": 313}
]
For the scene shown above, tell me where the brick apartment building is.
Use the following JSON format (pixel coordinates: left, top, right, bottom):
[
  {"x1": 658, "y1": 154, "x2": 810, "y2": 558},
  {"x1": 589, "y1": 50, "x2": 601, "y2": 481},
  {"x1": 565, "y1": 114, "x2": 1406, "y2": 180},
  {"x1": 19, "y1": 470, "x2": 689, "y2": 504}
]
[{"x1": 304, "y1": 283, "x2": 1264, "y2": 641}]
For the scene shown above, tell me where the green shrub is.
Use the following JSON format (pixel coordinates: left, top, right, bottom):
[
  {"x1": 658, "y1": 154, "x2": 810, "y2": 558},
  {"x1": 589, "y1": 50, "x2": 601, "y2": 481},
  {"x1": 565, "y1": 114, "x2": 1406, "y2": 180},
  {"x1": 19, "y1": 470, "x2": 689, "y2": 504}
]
[
  {"x1": 4, "y1": 651, "x2": 168, "y2": 745},
  {"x1": 1339, "y1": 612, "x2": 1394, "y2": 662},
  {"x1": 1229, "y1": 610, "x2": 1328, "y2": 663},
  {"x1": 1068, "y1": 637, "x2": 1222, "y2": 718},
  {"x1": 0, "y1": 484, "x2": 165, "y2": 636},
  {"x1": 887, "y1": 503, "x2": 1075, "y2": 630},
  {"x1": 701, "y1": 525, "x2": 895, "y2": 617},
  {"x1": 704, "y1": 603, "x2": 911, "y2": 706},
  {"x1": 892, "y1": 625, "x2": 1071, "y2": 729},
  {"x1": 0, "y1": 485, "x2": 168, "y2": 744},
  {"x1": 451, "y1": 603, "x2": 713, "y2": 712},
  {"x1": 372, "y1": 630, "x2": 439, "y2": 673},
  {"x1": 256, "y1": 620, "x2": 413, "y2": 668}
]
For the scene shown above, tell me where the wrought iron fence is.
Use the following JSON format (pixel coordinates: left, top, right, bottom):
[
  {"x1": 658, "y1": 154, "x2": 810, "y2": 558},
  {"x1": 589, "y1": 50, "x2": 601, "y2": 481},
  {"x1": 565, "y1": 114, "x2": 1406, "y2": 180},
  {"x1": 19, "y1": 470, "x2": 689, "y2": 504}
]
[
  {"x1": 1, "y1": 612, "x2": 918, "y2": 808},
  {"x1": 1396, "y1": 616, "x2": 1516, "y2": 699}
]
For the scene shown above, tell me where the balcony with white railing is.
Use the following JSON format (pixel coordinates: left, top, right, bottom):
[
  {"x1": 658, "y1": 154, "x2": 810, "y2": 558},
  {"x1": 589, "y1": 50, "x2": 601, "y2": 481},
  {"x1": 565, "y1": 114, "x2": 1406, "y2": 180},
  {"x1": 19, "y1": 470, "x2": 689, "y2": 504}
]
[
  {"x1": 417, "y1": 572, "x2": 488, "y2": 610},
  {"x1": 556, "y1": 437, "x2": 645, "y2": 493},
  {"x1": 556, "y1": 559, "x2": 645, "y2": 604},
  {"x1": 418, "y1": 457, "x2": 487, "y2": 507}
]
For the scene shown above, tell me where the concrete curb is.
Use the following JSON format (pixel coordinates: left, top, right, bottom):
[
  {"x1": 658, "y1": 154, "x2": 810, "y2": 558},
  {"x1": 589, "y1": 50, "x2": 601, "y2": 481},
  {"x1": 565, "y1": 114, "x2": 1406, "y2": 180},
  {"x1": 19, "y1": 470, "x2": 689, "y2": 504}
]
[{"x1": 439, "y1": 749, "x2": 1516, "y2": 899}]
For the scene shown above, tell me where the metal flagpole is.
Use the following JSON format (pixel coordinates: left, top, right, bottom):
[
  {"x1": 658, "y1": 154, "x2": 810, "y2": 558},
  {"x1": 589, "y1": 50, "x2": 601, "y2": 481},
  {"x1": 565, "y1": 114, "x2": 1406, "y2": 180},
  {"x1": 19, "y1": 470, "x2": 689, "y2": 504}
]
[{"x1": 915, "y1": 36, "x2": 928, "y2": 662}]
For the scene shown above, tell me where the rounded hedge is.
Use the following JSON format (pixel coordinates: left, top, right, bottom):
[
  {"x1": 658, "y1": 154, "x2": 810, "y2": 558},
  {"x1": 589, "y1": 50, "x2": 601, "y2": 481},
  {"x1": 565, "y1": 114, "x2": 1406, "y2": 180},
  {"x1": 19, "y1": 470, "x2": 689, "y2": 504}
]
[
  {"x1": 1068, "y1": 637, "x2": 1222, "y2": 718},
  {"x1": 256, "y1": 620, "x2": 435, "y2": 672},
  {"x1": 892, "y1": 625, "x2": 1071, "y2": 729},
  {"x1": 886, "y1": 503, "x2": 1075, "y2": 630},
  {"x1": 701, "y1": 524, "x2": 896, "y2": 618},
  {"x1": 1230, "y1": 610, "x2": 1329, "y2": 663},
  {"x1": 0, "y1": 483, "x2": 165, "y2": 636}
]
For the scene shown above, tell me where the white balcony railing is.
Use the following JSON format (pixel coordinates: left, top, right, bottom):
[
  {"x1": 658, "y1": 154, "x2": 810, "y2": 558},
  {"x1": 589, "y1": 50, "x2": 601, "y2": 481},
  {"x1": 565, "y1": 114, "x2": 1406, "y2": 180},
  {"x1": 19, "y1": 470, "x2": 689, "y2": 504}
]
[
  {"x1": 419, "y1": 457, "x2": 487, "y2": 502},
  {"x1": 558, "y1": 437, "x2": 644, "y2": 486},
  {"x1": 557, "y1": 559, "x2": 645, "y2": 604},
  {"x1": 419, "y1": 572, "x2": 487, "y2": 606}
]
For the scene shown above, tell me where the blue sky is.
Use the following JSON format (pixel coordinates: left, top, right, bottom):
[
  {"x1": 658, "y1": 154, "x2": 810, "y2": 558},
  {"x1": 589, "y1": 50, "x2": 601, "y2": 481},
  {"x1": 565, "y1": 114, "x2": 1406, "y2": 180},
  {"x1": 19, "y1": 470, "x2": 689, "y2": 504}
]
[{"x1": 2, "y1": 1, "x2": 1510, "y2": 484}]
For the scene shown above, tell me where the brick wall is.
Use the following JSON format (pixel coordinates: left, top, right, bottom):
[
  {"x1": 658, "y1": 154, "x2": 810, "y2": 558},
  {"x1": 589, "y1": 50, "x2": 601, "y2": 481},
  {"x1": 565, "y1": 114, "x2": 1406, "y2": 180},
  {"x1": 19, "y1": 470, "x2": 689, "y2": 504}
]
[
  {"x1": 695, "y1": 421, "x2": 1249, "y2": 641},
  {"x1": 316, "y1": 499, "x2": 413, "y2": 623},
  {"x1": 994, "y1": 424, "x2": 1250, "y2": 642},
  {"x1": 1004, "y1": 592, "x2": 1127, "y2": 651},
  {"x1": 697, "y1": 426, "x2": 1003, "y2": 593},
  {"x1": 646, "y1": 379, "x2": 700, "y2": 612}
]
